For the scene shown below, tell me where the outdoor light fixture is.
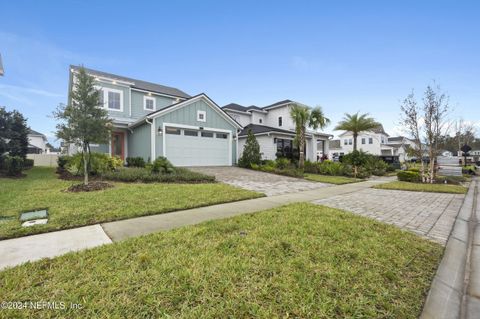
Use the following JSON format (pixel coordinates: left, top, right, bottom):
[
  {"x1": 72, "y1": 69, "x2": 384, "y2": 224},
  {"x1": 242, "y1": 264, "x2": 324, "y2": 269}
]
[{"x1": 157, "y1": 127, "x2": 163, "y2": 135}]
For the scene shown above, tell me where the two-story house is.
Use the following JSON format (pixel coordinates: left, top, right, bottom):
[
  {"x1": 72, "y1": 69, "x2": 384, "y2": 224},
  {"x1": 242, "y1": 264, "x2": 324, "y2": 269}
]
[
  {"x1": 27, "y1": 129, "x2": 48, "y2": 154},
  {"x1": 328, "y1": 125, "x2": 415, "y2": 163},
  {"x1": 67, "y1": 66, "x2": 242, "y2": 166},
  {"x1": 222, "y1": 100, "x2": 331, "y2": 161}
]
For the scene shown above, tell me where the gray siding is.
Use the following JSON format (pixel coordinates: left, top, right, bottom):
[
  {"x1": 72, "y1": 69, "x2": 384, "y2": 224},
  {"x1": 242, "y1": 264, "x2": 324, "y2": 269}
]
[
  {"x1": 130, "y1": 91, "x2": 178, "y2": 119},
  {"x1": 128, "y1": 122, "x2": 151, "y2": 161},
  {"x1": 153, "y1": 99, "x2": 238, "y2": 163}
]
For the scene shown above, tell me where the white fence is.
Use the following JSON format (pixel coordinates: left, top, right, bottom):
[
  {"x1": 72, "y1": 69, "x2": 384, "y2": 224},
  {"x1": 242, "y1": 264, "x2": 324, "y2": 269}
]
[{"x1": 27, "y1": 154, "x2": 59, "y2": 167}]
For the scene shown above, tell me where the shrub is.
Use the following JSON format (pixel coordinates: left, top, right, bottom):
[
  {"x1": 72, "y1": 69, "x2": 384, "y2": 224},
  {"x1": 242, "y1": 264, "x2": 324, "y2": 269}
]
[
  {"x1": 126, "y1": 157, "x2": 146, "y2": 168},
  {"x1": 102, "y1": 167, "x2": 215, "y2": 183},
  {"x1": 462, "y1": 165, "x2": 476, "y2": 175},
  {"x1": 24, "y1": 158, "x2": 34, "y2": 169},
  {"x1": 303, "y1": 160, "x2": 318, "y2": 174},
  {"x1": 435, "y1": 175, "x2": 467, "y2": 185},
  {"x1": 66, "y1": 152, "x2": 123, "y2": 176},
  {"x1": 363, "y1": 156, "x2": 388, "y2": 176},
  {"x1": 387, "y1": 163, "x2": 400, "y2": 172},
  {"x1": 238, "y1": 129, "x2": 261, "y2": 168},
  {"x1": 275, "y1": 157, "x2": 290, "y2": 170},
  {"x1": 317, "y1": 160, "x2": 346, "y2": 176},
  {"x1": 2, "y1": 155, "x2": 24, "y2": 176},
  {"x1": 57, "y1": 155, "x2": 71, "y2": 169},
  {"x1": 397, "y1": 170, "x2": 422, "y2": 183},
  {"x1": 152, "y1": 156, "x2": 175, "y2": 174}
]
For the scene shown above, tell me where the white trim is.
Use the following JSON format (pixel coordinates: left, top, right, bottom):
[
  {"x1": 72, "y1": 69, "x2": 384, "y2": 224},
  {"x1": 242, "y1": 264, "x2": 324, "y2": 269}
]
[
  {"x1": 145, "y1": 119, "x2": 155, "y2": 161},
  {"x1": 162, "y1": 122, "x2": 166, "y2": 157},
  {"x1": 223, "y1": 108, "x2": 252, "y2": 115},
  {"x1": 103, "y1": 87, "x2": 124, "y2": 112},
  {"x1": 197, "y1": 110, "x2": 206, "y2": 122},
  {"x1": 229, "y1": 133, "x2": 233, "y2": 165},
  {"x1": 129, "y1": 87, "x2": 132, "y2": 117},
  {"x1": 143, "y1": 95, "x2": 156, "y2": 111},
  {"x1": 131, "y1": 87, "x2": 188, "y2": 100},
  {"x1": 147, "y1": 94, "x2": 242, "y2": 129}
]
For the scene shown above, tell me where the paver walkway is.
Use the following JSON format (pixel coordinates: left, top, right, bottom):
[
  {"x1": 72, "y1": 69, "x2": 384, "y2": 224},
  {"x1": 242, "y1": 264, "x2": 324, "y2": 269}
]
[
  {"x1": 189, "y1": 166, "x2": 330, "y2": 196},
  {"x1": 0, "y1": 177, "x2": 391, "y2": 270},
  {"x1": 314, "y1": 188, "x2": 464, "y2": 245}
]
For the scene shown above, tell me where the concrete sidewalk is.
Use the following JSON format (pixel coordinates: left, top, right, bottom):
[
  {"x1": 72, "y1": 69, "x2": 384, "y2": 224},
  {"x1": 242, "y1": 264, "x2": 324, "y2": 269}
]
[
  {"x1": 0, "y1": 177, "x2": 392, "y2": 270},
  {"x1": 421, "y1": 177, "x2": 480, "y2": 319}
]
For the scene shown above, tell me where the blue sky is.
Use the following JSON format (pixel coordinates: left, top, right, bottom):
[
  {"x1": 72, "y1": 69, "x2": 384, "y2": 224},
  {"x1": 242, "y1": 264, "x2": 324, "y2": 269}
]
[{"x1": 1, "y1": 0, "x2": 479, "y2": 145}]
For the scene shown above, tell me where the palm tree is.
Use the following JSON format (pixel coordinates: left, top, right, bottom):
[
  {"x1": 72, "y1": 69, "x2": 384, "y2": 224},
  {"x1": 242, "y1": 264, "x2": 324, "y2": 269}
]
[
  {"x1": 334, "y1": 113, "x2": 380, "y2": 151},
  {"x1": 290, "y1": 104, "x2": 330, "y2": 169}
]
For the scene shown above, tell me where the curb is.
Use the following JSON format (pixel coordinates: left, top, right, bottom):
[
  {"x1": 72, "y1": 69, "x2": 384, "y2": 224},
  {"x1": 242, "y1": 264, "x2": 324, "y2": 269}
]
[{"x1": 421, "y1": 178, "x2": 478, "y2": 319}]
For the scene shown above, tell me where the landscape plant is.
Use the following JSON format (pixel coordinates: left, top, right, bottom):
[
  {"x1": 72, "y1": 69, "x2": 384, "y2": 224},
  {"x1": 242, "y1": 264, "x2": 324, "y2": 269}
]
[
  {"x1": 238, "y1": 129, "x2": 262, "y2": 168},
  {"x1": 334, "y1": 112, "x2": 380, "y2": 151},
  {"x1": 290, "y1": 104, "x2": 330, "y2": 168},
  {"x1": 53, "y1": 66, "x2": 112, "y2": 185}
]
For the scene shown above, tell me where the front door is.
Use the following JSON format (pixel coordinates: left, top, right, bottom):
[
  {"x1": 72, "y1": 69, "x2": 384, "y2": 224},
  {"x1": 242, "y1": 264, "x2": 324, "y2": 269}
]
[{"x1": 111, "y1": 132, "x2": 125, "y2": 160}]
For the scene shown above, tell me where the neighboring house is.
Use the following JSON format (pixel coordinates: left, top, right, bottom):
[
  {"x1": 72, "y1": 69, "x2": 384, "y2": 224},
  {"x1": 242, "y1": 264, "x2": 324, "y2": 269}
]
[
  {"x1": 27, "y1": 129, "x2": 48, "y2": 154},
  {"x1": 222, "y1": 100, "x2": 331, "y2": 161},
  {"x1": 0, "y1": 53, "x2": 4, "y2": 76},
  {"x1": 66, "y1": 66, "x2": 241, "y2": 166},
  {"x1": 328, "y1": 126, "x2": 416, "y2": 163}
]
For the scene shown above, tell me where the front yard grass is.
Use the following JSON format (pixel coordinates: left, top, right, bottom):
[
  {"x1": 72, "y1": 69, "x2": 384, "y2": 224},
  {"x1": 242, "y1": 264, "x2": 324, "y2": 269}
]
[
  {"x1": 0, "y1": 203, "x2": 442, "y2": 318},
  {"x1": 0, "y1": 167, "x2": 262, "y2": 239},
  {"x1": 304, "y1": 173, "x2": 363, "y2": 184},
  {"x1": 373, "y1": 181, "x2": 468, "y2": 194}
]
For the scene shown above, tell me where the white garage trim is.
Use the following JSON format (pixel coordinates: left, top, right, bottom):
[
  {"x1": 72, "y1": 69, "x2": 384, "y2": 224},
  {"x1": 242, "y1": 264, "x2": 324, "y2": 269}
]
[{"x1": 162, "y1": 122, "x2": 233, "y2": 166}]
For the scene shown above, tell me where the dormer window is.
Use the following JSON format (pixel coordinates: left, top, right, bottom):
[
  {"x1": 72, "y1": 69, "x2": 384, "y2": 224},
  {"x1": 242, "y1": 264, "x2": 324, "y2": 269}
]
[
  {"x1": 259, "y1": 118, "x2": 263, "y2": 124},
  {"x1": 278, "y1": 116, "x2": 283, "y2": 127},
  {"x1": 144, "y1": 96, "x2": 156, "y2": 111}
]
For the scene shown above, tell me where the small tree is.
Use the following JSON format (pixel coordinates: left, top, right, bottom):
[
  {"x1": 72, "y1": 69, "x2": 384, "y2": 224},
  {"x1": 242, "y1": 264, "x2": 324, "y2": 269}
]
[
  {"x1": 334, "y1": 113, "x2": 380, "y2": 152},
  {"x1": 342, "y1": 150, "x2": 368, "y2": 178},
  {"x1": 290, "y1": 104, "x2": 330, "y2": 169},
  {"x1": 400, "y1": 84, "x2": 449, "y2": 183},
  {"x1": 53, "y1": 67, "x2": 111, "y2": 185},
  {"x1": 238, "y1": 129, "x2": 261, "y2": 168},
  {"x1": 0, "y1": 107, "x2": 29, "y2": 159}
]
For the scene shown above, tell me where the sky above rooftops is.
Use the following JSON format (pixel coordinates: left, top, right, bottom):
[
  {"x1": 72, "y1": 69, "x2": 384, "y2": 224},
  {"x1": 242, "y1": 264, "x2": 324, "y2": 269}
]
[{"x1": 0, "y1": 0, "x2": 478, "y2": 145}]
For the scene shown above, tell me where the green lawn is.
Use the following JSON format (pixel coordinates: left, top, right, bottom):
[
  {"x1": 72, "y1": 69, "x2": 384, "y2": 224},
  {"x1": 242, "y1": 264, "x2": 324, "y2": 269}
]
[
  {"x1": 304, "y1": 173, "x2": 363, "y2": 185},
  {"x1": 0, "y1": 167, "x2": 262, "y2": 239},
  {"x1": 373, "y1": 181, "x2": 468, "y2": 194},
  {"x1": 0, "y1": 203, "x2": 442, "y2": 318}
]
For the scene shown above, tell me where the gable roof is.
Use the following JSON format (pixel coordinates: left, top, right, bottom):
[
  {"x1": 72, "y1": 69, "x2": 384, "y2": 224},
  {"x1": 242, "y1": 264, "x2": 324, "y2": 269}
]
[
  {"x1": 370, "y1": 124, "x2": 388, "y2": 135},
  {"x1": 263, "y1": 99, "x2": 293, "y2": 110},
  {"x1": 130, "y1": 93, "x2": 242, "y2": 129},
  {"x1": 70, "y1": 65, "x2": 190, "y2": 99},
  {"x1": 28, "y1": 129, "x2": 46, "y2": 138},
  {"x1": 223, "y1": 103, "x2": 264, "y2": 113}
]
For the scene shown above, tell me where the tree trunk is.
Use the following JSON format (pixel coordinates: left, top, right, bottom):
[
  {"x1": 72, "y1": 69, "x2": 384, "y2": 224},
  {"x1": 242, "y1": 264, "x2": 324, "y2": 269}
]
[
  {"x1": 299, "y1": 127, "x2": 305, "y2": 169},
  {"x1": 353, "y1": 132, "x2": 358, "y2": 152},
  {"x1": 83, "y1": 144, "x2": 89, "y2": 186}
]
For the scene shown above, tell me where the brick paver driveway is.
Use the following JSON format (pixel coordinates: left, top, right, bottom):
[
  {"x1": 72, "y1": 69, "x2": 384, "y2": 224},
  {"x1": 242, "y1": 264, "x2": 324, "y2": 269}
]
[
  {"x1": 314, "y1": 188, "x2": 464, "y2": 245},
  {"x1": 189, "y1": 166, "x2": 330, "y2": 196}
]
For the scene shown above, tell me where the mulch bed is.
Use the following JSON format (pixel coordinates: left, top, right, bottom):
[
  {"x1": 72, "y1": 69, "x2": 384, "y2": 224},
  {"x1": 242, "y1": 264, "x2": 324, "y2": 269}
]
[{"x1": 66, "y1": 181, "x2": 114, "y2": 192}]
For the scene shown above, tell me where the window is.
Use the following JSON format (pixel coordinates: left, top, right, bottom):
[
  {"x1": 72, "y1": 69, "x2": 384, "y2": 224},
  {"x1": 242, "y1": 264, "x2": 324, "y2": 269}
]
[
  {"x1": 349, "y1": 139, "x2": 352, "y2": 145},
  {"x1": 108, "y1": 91, "x2": 121, "y2": 110},
  {"x1": 197, "y1": 110, "x2": 206, "y2": 122},
  {"x1": 278, "y1": 116, "x2": 283, "y2": 127},
  {"x1": 216, "y1": 133, "x2": 228, "y2": 139},
  {"x1": 165, "y1": 127, "x2": 181, "y2": 135},
  {"x1": 344, "y1": 139, "x2": 348, "y2": 145},
  {"x1": 144, "y1": 96, "x2": 156, "y2": 111},
  {"x1": 201, "y1": 131, "x2": 213, "y2": 138},
  {"x1": 369, "y1": 137, "x2": 373, "y2": 144},
  {"x1": 259, "y1": 118, "x2": 263, "y2": 124},
  {"x1": 361, "y1": 138, "x2": 366, "y2": 144},
  {"x1": 184, "y1": 129, "x2": 198, "y2": 137}
]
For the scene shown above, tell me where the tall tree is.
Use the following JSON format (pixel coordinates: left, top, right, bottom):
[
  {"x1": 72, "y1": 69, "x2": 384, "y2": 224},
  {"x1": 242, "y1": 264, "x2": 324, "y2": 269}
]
[
  {"x1": 334, "y1": 113, "x2": 380, "y2": 152},
  {"x1": 53, "y1": 67, "x2": 111, "y2": 185},
  {"x1": 238, "y1": 129, "x2": 262, "y2": 168},
  {"x1": 290, "y1": 104, "x2": 330, "y2": 169}
]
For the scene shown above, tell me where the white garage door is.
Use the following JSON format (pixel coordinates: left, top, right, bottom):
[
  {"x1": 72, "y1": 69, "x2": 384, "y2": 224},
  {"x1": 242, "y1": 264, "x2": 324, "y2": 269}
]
[{"x1": 164, "y1": 127, "x2": 231, "y2": 166}]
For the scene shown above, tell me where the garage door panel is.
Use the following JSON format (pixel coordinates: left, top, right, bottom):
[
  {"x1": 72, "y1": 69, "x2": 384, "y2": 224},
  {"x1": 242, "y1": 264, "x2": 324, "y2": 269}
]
[{"x1": 165, "y1": 129, "x2": 230, "y2": 166}]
